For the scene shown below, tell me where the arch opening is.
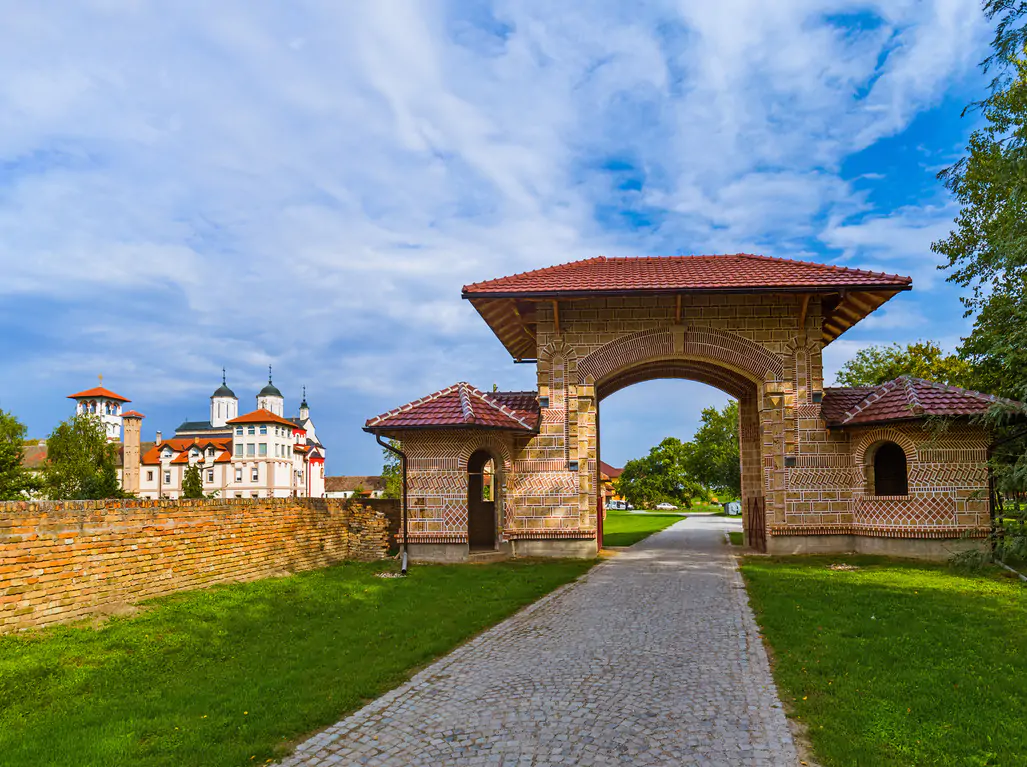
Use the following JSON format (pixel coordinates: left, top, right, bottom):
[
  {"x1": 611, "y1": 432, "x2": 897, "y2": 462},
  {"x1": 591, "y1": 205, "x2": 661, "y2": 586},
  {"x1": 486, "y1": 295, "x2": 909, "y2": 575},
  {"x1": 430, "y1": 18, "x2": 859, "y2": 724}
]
[
  {"x1": 593, "y1": 357, "x2": 764, "y2": 550},
  {"x1": 869, "y1": 441, "x2": 908, "y2": 497},
  {"x1": 467, "y1": 449, "x2": 499, "y2": 550}
]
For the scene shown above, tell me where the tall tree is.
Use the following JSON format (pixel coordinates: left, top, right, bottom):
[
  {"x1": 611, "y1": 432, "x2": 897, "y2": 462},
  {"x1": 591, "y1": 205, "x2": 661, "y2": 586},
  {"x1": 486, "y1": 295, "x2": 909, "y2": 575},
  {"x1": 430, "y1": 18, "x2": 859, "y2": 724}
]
[
  {"x1": 181, "y1": 464, "x2": 204, "y2": 499},
  {"x1": 41, "y1": 415, "x2": 123, "y2": 500},
  {"x1": 684, "y1": 401, "x2": 741, "y2": 498},
  {"x1": 835, "y1": 341, "x2": 973, "y2": 389},
  {"x1": 0, "y1": 410, "x2": 36, "y2": 500},
  {"x1": 381, "y1": 441, "x2": 402, "y2": 499}
]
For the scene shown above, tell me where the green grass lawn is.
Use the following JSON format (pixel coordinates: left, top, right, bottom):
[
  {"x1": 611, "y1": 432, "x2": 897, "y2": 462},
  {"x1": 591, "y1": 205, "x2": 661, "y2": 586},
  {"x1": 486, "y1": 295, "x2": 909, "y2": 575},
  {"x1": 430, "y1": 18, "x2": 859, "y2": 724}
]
[
  {"x1": 602, "y1": 509, "x2": 682, "y2": 547},
  {"x1": 740, "y1": 556, "x2": 1027, "y2": 766},
  {"x1": 0, "y1": 558, "x2": 593, "y2": 767},
  {"x1": 728, "y1": 531, "x2": 744, "y2": 546}
]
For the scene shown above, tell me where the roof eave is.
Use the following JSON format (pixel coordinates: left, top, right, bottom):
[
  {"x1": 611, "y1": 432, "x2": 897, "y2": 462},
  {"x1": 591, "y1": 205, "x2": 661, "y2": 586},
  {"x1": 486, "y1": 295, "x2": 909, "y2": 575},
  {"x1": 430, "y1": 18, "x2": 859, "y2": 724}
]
[{"x1": 462, "y1": 283, "x2": 912, "y2": 300}]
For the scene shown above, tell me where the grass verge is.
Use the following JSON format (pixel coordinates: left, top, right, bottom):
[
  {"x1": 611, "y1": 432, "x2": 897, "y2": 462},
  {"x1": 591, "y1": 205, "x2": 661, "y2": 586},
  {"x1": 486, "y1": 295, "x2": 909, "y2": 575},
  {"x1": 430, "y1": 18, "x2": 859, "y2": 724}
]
[
  {"x1": 728, "y1": 531, "x2": 744, "y2": 546},
  {"x1": 602, "y1": 509, "x2": 682, "y2": 547},
  {"x1": 0, "y1": 558, "x2": 593, "y2": 767},
  {"x1": 740, "y1": 555, "x2": 1027, "y2": 766}
]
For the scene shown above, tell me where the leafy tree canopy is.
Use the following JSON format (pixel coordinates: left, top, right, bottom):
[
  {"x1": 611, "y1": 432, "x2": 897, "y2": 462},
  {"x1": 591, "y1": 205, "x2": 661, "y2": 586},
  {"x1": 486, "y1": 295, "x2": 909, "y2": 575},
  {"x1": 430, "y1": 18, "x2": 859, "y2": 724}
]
[
  {"x1": 0, "y1": 410, "x2": 37, "y2": 500},
  {"x1": 834, "y1": 341, "x2": 973, "y2": 389},
  {"x1": 616, "y1": 437, "x2": 706, "y2": 509},
  {"x1": 684, "y1": 401, "x2": 741, "y2": 498},
  {"x1": 42, "y1": 415, "x2": 123, "y2": 500},
  {"x1": 181, "y1": 464, "x2": 204, "y2": 499}
]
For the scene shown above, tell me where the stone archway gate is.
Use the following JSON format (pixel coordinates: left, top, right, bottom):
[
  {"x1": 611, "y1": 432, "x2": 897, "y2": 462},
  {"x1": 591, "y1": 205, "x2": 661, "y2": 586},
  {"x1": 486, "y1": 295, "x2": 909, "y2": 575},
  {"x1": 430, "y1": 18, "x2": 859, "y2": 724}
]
[{"x1": 366, "y1": 254, "x2": 997, "y2": 561}]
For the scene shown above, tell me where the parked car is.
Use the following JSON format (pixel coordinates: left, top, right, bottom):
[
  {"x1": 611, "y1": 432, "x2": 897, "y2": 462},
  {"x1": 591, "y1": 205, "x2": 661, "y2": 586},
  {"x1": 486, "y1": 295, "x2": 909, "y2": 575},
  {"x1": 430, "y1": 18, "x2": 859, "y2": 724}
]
[{"x1": 655, "y1": 502, "x2": 678, "y2": 510}]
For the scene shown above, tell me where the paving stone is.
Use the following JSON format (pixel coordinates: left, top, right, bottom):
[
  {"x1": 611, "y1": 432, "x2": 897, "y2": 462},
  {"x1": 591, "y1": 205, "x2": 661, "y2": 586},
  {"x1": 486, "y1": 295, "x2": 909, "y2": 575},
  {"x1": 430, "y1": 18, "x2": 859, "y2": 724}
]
[{"x1": 281, "y1": 516, "x2": 798, "y2": 766}]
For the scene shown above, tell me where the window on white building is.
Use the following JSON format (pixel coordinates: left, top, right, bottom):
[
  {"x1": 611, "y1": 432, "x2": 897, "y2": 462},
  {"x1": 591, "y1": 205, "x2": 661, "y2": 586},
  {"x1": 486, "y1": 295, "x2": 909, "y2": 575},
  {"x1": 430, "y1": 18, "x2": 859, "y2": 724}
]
[
  {"x1": 260, "y1": 425, "x2": 267, "y2": 435},
  {"x1": 235, "y1": 443, "x2": 242, "y2": 457},
  {"x1": 146, "y1": 470, "x2": 153, "y2": 481},
  {"x1": 251, "y1": 491, "x2": 259, "y2": 498},
  {"x1": 164, "y1": 471, "x2": 171, "y2": 484},
  {"x1": 207, "y1": 470, "x2": 214, "y2": 482},
  {"x1": 259, "y1": 443, "x2": 267, "y2": 457},
  {"x1": 251, "y1": 468, "x2": 259, "y2": 481},
  {"x1": 247, "y1": 426, "x2": 255, "y2": 435},
  {"x1": 236, "y1": 427, "x2": 243, "y2": 436},
  {"x1": 235, "y1": 468, "x2": 243, "y2": 482},
  {"x1": 235, "y1": 492, "x2": 242, "y2": 498},
  {"x1": 246, "y1": 443, "x2": 255, "y2": 457}
]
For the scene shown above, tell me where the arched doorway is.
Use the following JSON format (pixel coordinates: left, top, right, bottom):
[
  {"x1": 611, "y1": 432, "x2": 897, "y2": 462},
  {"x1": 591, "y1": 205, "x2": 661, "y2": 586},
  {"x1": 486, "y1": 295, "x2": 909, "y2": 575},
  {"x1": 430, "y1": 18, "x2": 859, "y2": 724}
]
[
  {"x1": 467, "y1": 449, "x2": 498, "y2": 550},
  {"x1": 592, "y1": 356, "x2": 765, "y2": 550}
]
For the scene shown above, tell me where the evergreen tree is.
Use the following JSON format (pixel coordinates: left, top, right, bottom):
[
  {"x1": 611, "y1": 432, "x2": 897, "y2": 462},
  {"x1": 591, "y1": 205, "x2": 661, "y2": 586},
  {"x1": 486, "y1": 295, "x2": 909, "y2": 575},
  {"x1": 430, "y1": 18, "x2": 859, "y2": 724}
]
[{"x1": 181, "y1": 464, "x2": 204, "y2": 499}]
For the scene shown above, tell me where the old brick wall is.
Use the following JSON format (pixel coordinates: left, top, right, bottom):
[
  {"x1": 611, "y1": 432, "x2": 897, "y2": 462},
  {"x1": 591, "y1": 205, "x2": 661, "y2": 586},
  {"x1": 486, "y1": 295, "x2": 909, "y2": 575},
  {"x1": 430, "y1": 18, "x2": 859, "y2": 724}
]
[{"x1": 0, "y1": 498, "x2": 388, "y2": 633}]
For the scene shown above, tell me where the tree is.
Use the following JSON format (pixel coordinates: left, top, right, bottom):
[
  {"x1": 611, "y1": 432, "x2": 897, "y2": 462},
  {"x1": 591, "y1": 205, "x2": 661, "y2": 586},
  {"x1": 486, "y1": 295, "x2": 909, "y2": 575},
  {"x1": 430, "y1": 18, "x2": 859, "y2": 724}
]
[
  {"x1": 181, "y1": 464, "x2": 204, "y2": 499},
  {"x1": 684, "y1": 401, "x2": 741, "y2": 498},
  {"x1": 381, "y1": 441, "x2": 402, "y2": 499},
  {"x1": 0, "y1": 410, "x2": 36, "y2": 500},
  {"x1": 41, "y1": 414, "x2": 122, "y2": 500},
  {"x1": 615, "y1": 437, "x2": 705, "y2": 509},
  {"x1": 835, "y1": 341, "x2": 973, "y2": 389}
]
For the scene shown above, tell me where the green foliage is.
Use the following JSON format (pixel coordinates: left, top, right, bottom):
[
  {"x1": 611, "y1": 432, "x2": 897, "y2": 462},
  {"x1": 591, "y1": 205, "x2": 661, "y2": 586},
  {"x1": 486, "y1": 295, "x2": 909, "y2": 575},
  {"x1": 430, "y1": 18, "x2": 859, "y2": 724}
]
[
  {"x1": 381, "y1": 442, "x2": 402, "y2": 499},
  {"x1": 741, "y1": 555, "x2": 1027, "y2": 766},
  {"x1": 602, "y1": 509, "x2": 681, "y2": 547},
  {"x1": 615, "y1": 437, "x2": 706, "y2": 509},
  {"x1": 684, "y1": 401, "x2": 741, "y2": 497},
  {"x1": 41, "y1": 415, "x2": 122, "y2": 500},
  {"x1": 181, "y1": 465, "x2": 204, "y2": 499},
  {"x1": 835, "y1": 341, "x2": 973, "y2": 388},
  {"x1": 0, "y1": 558, "x2": 593, "y2": 766},
  {"x1": 0, "y1": 410, "x2": 37, "y2": 500}
]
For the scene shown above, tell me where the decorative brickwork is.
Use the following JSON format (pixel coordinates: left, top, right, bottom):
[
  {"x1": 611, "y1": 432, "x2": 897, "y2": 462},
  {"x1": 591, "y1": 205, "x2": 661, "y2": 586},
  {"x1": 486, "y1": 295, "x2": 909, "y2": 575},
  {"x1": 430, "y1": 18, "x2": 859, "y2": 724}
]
[
  {"x1": 0, "y1": 498, "x2": 389, "y2": 633},
  {"x1": 370, "y1": 268, "x2": 998, "y2": 560}
]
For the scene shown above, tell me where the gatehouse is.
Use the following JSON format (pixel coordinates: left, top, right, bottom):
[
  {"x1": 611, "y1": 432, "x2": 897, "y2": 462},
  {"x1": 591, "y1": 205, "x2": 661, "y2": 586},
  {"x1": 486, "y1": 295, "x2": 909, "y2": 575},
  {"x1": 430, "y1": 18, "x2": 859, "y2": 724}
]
[{"x1": 365, "y1": 254, "x2": 1002, "y2": 560}]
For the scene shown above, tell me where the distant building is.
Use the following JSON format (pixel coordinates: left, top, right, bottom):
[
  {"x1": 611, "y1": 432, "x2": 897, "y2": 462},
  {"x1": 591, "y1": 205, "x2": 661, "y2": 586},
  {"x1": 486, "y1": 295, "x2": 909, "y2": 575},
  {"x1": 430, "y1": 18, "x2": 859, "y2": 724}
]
[
  {"x1": 324, "y1": 475, "x2": 386, "y2": 499},
  {"x1": 29, "y1": 373, "x2": 328, "y2": 499}
]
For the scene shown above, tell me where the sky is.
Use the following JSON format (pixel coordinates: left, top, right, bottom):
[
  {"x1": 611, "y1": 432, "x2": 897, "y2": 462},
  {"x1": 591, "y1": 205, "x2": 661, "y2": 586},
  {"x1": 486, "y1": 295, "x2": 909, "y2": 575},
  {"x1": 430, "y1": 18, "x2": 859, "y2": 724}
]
[{"x1": 0, "y1": 0, "x2": 996, "y2": 474}]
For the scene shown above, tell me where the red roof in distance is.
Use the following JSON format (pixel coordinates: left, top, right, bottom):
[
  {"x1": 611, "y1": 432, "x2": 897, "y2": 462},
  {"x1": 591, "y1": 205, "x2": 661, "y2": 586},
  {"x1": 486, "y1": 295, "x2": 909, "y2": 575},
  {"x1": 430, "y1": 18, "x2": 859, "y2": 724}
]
[
  {"x1": 462, "y1": 254, "x2": 912, "y2": 297},
  {"x1": 122, "y1": 410, "x2": 145, "y2": 419},
  {"x1": 365, "y1": 383, "x2": 540, "y2": 432},
  {"x1": 68, "y1": 386, "x2": 130, "y2": 402},
  {"x1": 227, "y1": 409, "x2": 301, "y2": 428}
]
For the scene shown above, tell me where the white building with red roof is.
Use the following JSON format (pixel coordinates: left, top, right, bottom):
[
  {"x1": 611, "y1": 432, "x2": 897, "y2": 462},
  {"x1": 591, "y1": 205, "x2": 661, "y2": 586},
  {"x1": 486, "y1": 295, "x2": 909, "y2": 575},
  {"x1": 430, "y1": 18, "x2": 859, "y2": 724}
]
[{"x1": 68, "y1": 381, "x2": 131, "y2": 441}]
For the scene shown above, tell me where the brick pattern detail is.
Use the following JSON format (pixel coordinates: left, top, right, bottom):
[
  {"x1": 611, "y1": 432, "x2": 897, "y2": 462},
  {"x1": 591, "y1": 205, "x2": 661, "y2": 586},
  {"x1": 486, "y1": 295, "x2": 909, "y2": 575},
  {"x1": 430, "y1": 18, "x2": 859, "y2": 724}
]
[
  {"x1": 375, "y1": 292, "x2": 994, "y2": 551},
  {"x1": 0, "y1": 498, "x2": 388, "y2": 633}
]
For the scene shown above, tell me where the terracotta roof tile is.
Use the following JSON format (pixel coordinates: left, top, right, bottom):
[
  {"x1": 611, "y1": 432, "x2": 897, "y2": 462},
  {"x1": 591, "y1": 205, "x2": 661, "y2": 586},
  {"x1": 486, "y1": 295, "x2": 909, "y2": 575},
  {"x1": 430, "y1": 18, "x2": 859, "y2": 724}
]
[
  {"x1": 122, "y1": 410, "x2": 145, "y2": 418},
  {"x1": 365, "y1": 383, "x2": 540, "y2": 432},
  {"x1": 67, "y1": 386, "x2": 131, "y2": 402},
  {"x1": 599, "y1": 461, "x2": 623, "y2": 479},
  {"x1": 227, "y1": 409, "x2": 300, "y2": 428},
  {"x1": 823, "y1": 377, "x2": 1021, "y2": 427},
  {"x1": 462, "y1": 254, "x2": 912, "y2": 296}
]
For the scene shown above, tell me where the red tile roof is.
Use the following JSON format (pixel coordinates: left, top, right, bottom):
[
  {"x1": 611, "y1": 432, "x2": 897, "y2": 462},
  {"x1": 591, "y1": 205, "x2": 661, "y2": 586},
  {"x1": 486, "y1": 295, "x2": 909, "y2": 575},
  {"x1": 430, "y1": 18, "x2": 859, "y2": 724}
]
[
  {"x1": 365, "y1": 383, "x2": 540, "y2": 432},
  {"x1": 226, "y1": 409, "x2": 300, "y2": 428},
  {"x1": 67, "y1": 386, "x2": 131, "y2": 402},
  {"x1": 122, "y1": 410, "x2": 145, "y2": 419},
  {"x1": 600, "y1": 461, "x2": 623, "y2": 479},
  {"x1": 141, "y1": 438, "x2": 232, "y2": 465},
  {"x1": 822, "y1": 377, "x2": 1020, "y2": 427},
  {"x1": 462, "y1": 254, "x2": 912, "y2": 296}
]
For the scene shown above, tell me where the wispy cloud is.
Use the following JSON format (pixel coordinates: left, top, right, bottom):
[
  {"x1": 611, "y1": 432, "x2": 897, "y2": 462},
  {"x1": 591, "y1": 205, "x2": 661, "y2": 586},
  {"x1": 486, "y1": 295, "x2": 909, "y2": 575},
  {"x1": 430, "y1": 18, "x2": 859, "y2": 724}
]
[{"x1": 0, "y1": 0, "x2": 992, "y2": 469}]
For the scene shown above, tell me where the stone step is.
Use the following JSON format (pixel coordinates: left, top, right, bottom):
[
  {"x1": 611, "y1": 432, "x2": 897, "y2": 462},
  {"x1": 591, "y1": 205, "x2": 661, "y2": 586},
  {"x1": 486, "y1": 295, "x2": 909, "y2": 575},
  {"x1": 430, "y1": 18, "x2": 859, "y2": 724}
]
[{"x1": 467, "y1": 550, "x2": 509, "y2": 564}]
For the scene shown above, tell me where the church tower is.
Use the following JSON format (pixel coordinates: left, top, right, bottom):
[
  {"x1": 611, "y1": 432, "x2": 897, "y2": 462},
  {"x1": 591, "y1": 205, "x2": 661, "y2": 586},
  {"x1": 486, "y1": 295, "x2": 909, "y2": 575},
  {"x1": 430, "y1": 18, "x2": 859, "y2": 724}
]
[
  {"x1": 256, "y1": 366, "x2": 285, "y2": 416},
  {"x1": 210, "y1": 368, "x2": 238, "y2": 428}
]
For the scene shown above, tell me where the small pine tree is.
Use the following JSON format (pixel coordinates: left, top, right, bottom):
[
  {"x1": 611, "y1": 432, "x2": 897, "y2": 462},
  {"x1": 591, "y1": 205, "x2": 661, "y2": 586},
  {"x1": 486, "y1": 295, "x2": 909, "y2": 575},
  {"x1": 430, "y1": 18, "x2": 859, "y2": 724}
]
[{"x1": 181, "y1": 464, "x2": 204, "y2": 499}]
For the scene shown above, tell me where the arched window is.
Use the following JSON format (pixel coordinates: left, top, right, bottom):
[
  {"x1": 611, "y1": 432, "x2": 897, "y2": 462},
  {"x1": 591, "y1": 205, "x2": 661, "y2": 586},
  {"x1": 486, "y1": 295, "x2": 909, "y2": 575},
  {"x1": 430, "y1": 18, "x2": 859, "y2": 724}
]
[{"x1": 872, "y1": 442, "x2": 908, "y2": 496}]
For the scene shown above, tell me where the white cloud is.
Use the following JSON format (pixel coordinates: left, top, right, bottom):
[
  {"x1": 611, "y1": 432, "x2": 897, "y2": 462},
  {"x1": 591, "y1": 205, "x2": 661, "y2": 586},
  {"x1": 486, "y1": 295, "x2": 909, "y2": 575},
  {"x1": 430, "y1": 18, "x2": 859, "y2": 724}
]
[{"x1": 0, "y1": 0, "x2": 992, "y2": 470}]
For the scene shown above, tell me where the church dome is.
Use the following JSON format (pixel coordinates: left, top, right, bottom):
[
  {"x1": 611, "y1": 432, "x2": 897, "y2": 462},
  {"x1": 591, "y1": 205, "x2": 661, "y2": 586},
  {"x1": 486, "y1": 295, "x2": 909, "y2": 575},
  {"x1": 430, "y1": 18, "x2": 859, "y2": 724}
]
[
  {"x1": 212, "y1": 383, "x2": 236, "y2": 398},
  {"x1": 259, "y1": 382, "x2": 283, "y2": 398}
]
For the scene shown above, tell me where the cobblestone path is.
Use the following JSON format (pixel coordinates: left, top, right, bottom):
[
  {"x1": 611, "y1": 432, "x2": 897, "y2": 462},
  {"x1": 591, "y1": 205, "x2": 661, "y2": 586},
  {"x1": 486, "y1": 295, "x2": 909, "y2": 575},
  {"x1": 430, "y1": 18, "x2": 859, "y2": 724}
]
[{"x1": 281, "y1": 516, "x2": 798, "y2": 766}]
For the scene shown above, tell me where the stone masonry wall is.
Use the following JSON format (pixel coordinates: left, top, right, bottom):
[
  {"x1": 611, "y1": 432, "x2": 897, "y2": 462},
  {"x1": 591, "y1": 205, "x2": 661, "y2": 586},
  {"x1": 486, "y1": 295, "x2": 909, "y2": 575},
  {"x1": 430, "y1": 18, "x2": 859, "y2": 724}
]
[{"x1": 0, "y1": 498, "x2": 388, "y2": 633}]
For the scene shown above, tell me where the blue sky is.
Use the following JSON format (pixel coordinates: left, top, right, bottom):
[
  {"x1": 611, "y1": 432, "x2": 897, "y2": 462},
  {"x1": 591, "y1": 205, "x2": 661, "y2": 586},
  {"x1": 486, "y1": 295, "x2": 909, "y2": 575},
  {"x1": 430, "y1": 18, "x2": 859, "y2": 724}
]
[{"x1": 0, "y1": 0, "x2": 994, "y2": 473}]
